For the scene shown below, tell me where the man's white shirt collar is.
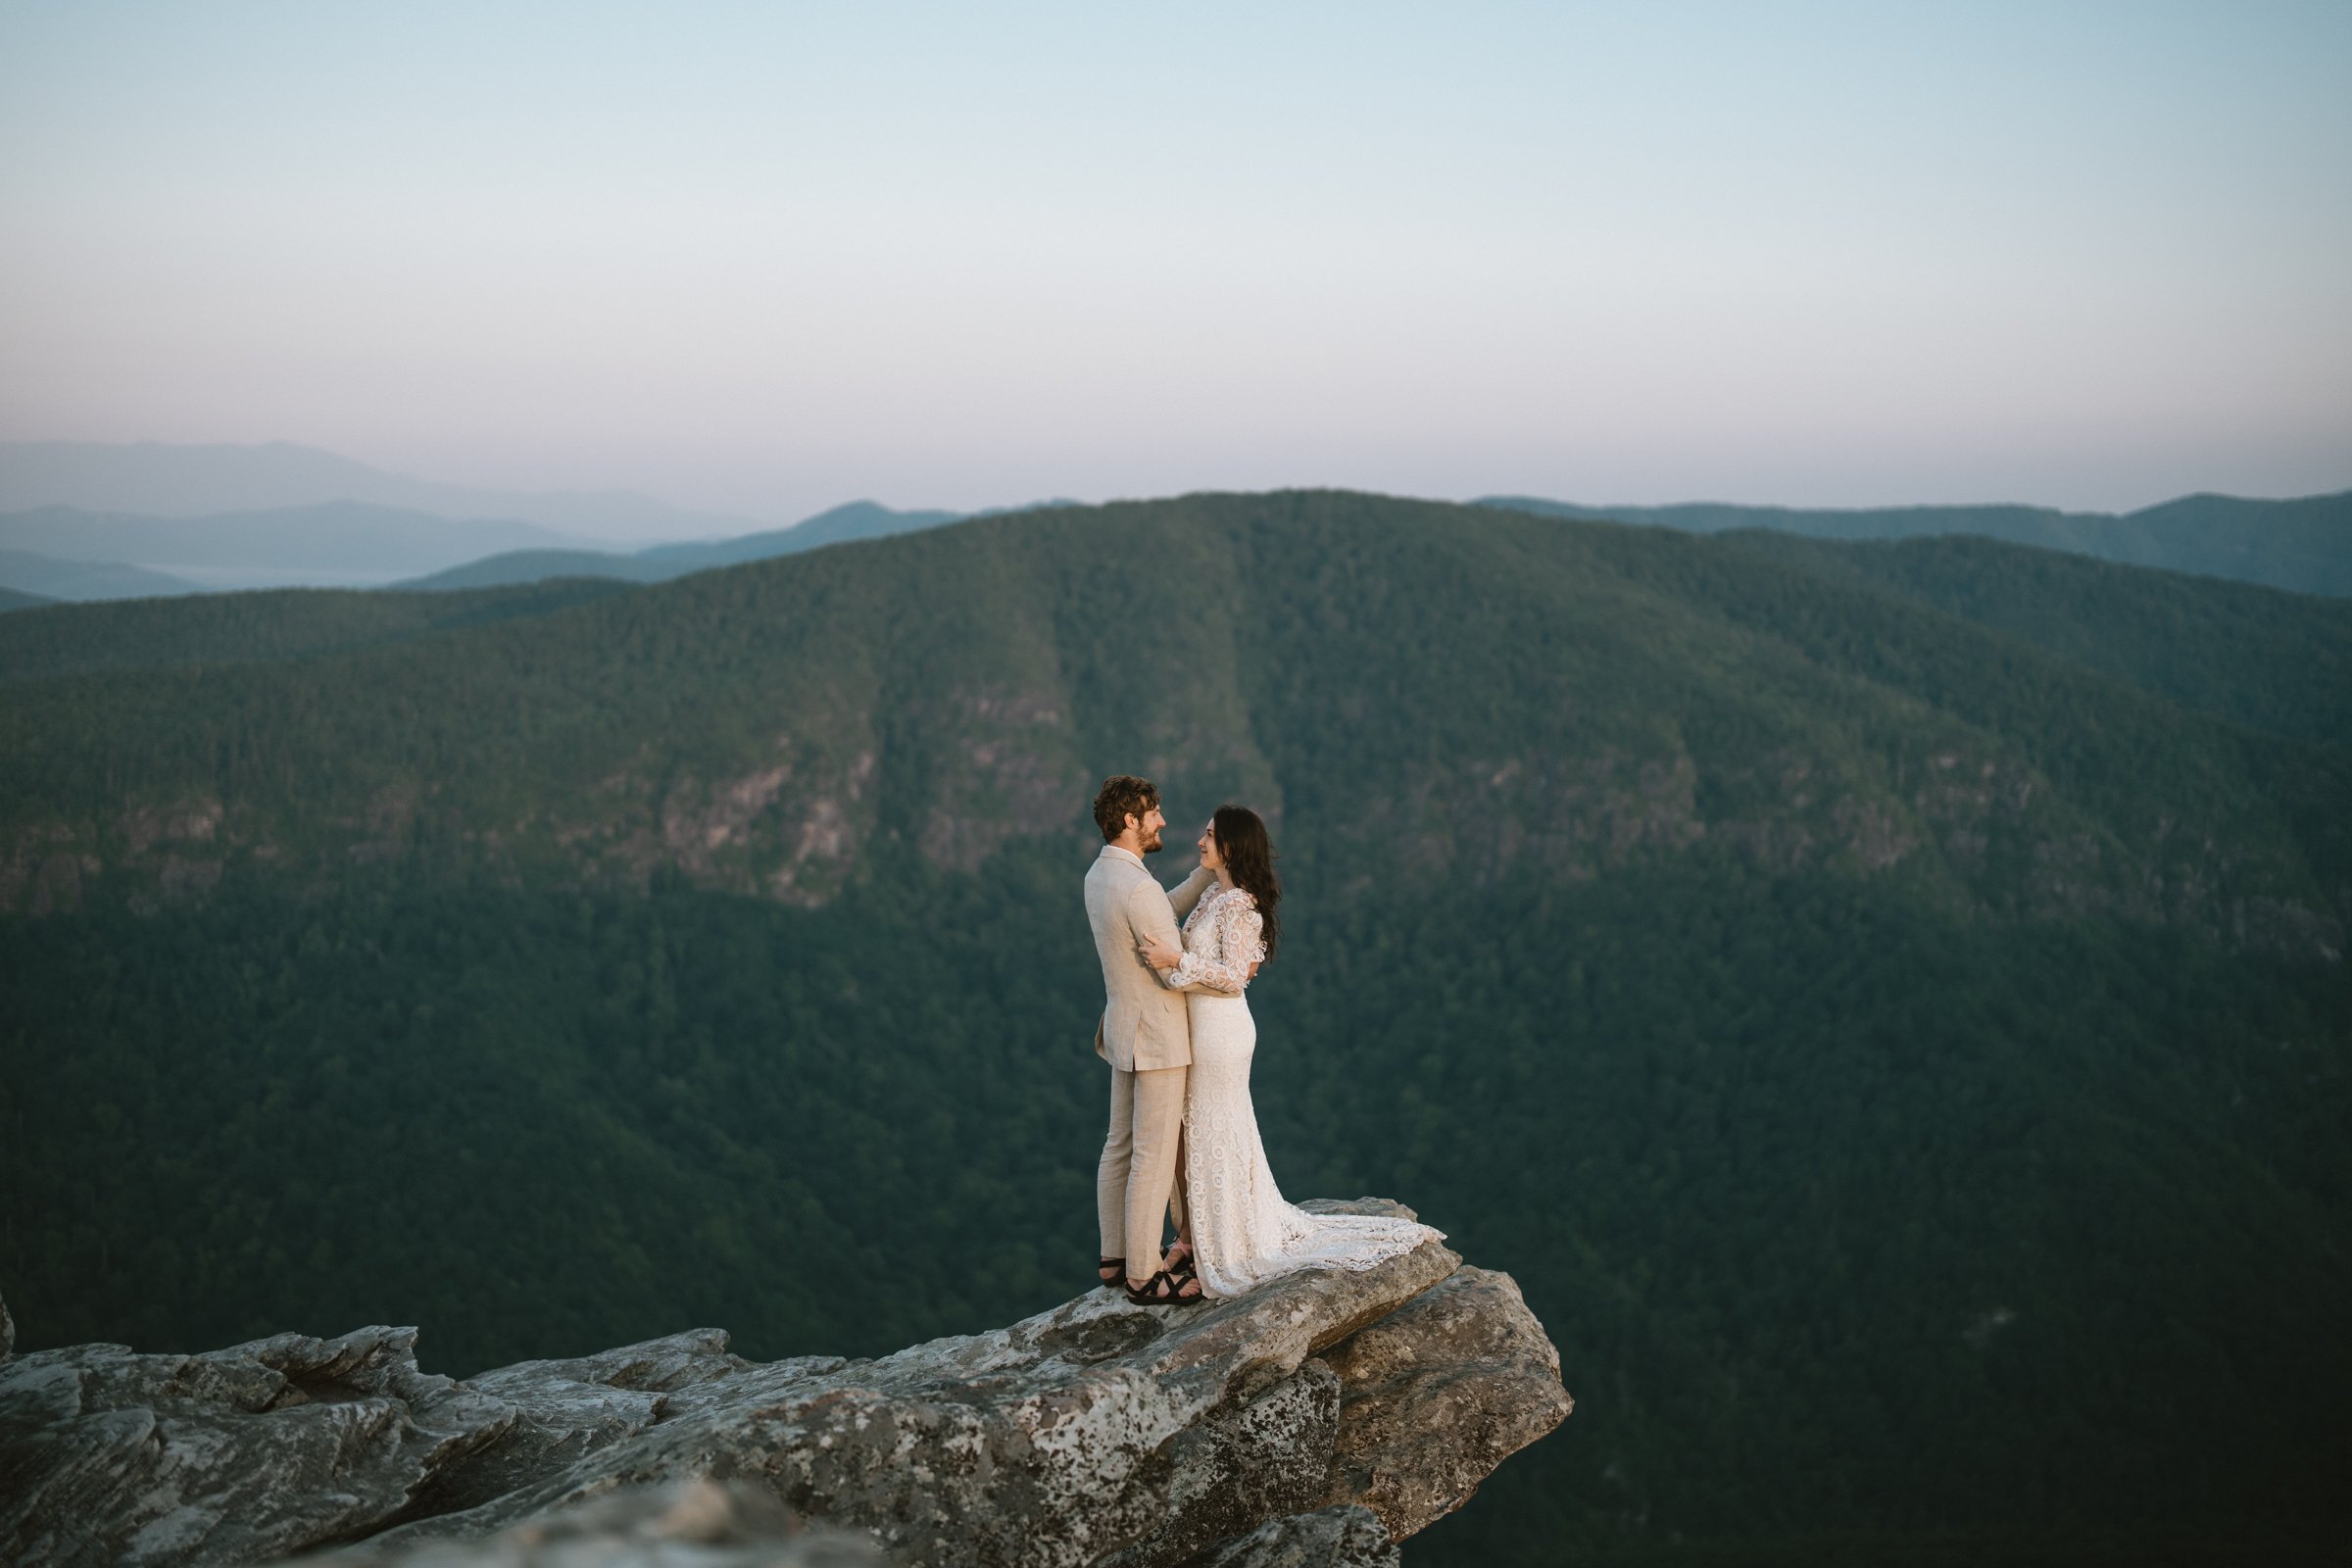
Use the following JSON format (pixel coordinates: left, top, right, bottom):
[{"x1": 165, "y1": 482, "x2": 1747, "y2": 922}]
[{"x1": 1100, "y1": 845, "x2": 1145, "y2": 869}]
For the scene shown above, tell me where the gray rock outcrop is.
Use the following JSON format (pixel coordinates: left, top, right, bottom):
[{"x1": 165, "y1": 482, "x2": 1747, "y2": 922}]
[
  {"x1": 1183, "y1": 1505, "x2": 1399, "y2": 1568},
  {"x1": 0, "y1": 1325, "x2": 514, "y2": 1567},
  {"x1": 291, "y1": 1480, "x2": 889, "y2": 1568},
  {"x1": 0, "y1": 1201, "x2": 1571, "y2": 1568},
  {"x1": 1313, "y1": 1265, "x2": 1573, "y2": 1537}
]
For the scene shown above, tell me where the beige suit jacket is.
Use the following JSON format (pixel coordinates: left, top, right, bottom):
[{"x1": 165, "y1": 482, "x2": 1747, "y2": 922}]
[{"x1": 1087, "y1": 848, "x2": 1215, "y2": 1073}]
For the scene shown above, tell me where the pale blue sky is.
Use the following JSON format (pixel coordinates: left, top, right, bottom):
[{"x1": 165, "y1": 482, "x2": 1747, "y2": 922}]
[{"x1": 4, "y1": 1, "x2": 2347, "y2": 528}]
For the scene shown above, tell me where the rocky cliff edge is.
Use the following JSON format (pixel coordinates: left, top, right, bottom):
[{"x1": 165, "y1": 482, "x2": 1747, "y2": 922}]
[{"x1": 0, "y1": 1200, "x2": 1571, "y2": 1567}]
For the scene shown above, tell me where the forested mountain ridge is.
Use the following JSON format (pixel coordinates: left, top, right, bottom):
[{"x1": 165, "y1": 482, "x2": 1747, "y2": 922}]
[
  {"x1": 1481, "y1": 488, "x2": 2352, "y2": 597},
  {"x1": 0, "y1": 576, "x2": 639, "y2": 686},
  {"x1": 3, "y1": 492, "x2": 2343, "y2": 960},
  {"x1": 394, "y1": 501, "x2": 968, "y2": 591},
  {"x1": 1713, "y1": 530, "x2": 2352, "y2": 746},
  {"x1": 5, "y1": 489, "x2": 2348, "y2": 1563}
]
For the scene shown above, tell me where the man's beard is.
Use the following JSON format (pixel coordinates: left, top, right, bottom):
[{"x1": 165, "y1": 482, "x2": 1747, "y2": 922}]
[{"x1": 1141, "y1": 828, "x2": 1163, "y2": 853}]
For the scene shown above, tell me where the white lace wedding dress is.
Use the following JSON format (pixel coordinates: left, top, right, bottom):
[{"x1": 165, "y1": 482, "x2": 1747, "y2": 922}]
[{"x1": 1167, "y1": 882, "x2": 1443, "y2": 1299}]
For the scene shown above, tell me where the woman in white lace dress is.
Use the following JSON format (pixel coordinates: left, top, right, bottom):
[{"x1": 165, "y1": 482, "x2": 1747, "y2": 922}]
[{"x1": 1140, "y1": 806, "x2": 1442, "y2": 1301}]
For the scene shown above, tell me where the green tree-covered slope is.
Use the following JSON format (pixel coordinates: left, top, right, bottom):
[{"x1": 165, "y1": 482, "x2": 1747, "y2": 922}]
[
  {"x1": 4, "y1": 493, "x2": 2344, "y2": 938},
  {"x1": 3, "y1": 492, "x2": 2345, "y2": 1563},
  {"x1": 0, "y1": 575, "x2": 637, "y2": 685},
  {"x1": 1711, "y1": 531, "x2": 2352, "y2": 747}
]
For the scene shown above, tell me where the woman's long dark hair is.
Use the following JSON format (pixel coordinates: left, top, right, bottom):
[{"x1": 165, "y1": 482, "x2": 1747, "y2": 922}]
[{"x1": 1211, "y1": 805, "x2": 1281, "y2": 959}]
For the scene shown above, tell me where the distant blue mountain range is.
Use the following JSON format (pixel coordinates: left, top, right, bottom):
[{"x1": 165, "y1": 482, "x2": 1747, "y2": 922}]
[
  {"x1": 0, "y1": 502, "x2": 592, "y2": 592},
  {"x1": 0, "y1": 436, "x2": 2342, "y2": 606},
  {"x1": 0, "y1": 442, "x2": 1057, "y2": 603},
  {"x1": 0, "y1": 497, "x2": 992, "y2": 602},
  {"x1": 0, "y1": 547, "x2": 201, "y2": 602},
  {"x1": 0, "y1": 440, "x2": 762, "y2": 541}
]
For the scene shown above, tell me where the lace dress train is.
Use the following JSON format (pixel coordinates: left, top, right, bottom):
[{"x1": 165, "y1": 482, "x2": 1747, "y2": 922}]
[{"x1": 1166, "y1": 884, "x2": 1443, "y2": 1300}]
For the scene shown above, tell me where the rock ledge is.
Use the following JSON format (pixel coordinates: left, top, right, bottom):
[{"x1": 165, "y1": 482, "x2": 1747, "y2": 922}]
[{"x1": 0, "y1": 1201, "x2": 1570, "y2": 1567}]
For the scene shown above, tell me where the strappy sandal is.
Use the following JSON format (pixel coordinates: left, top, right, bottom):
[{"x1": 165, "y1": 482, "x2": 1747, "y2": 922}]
[
  {"x1": 1163, "y1": 1240, "x2": 1197, "y2": 1282},
  {"x1": 1098, "y1": 1256, "x2": 1125, "y2": 1290},
  {"x1": 1125, "y1": 1268, "x2": 1205, "y2": 1307}
]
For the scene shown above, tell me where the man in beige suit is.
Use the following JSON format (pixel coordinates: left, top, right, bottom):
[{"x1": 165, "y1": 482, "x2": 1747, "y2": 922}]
[{"x1": 1088, "y1": 774, "x2": 1215, "y2": 1301}]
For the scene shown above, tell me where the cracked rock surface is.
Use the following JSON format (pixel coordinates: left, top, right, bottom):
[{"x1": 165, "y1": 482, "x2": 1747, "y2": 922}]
[
  {"x1": 0, "y1": 1326, "x2": 514, "y2": 1568},
  {"x1": 1313, "y1": 1265, "x2": 1576, "y2": 1538},
  {"x1": 1183, "y1": 1505, "x2": 1401, "y2": 1568},
  {"x1": 0, "y1": 1200, "x2": 1570, "y2": 1568}
]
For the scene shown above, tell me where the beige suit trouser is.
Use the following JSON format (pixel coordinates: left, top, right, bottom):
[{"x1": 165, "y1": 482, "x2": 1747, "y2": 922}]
[{"x1": 1098, "y1": 1062, "x2": 1189, "y2": 1276}]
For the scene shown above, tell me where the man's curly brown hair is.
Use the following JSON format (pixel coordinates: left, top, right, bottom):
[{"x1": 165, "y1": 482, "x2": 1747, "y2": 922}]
[{"x1": 1092, "y1": 775, "x2": 1159, "y2": 843}]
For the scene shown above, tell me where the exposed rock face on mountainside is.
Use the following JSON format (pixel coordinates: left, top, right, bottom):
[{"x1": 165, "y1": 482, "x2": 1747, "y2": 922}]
[{"x1": 0, "y1": 1202, "x2": 1568, "y2": 1568}]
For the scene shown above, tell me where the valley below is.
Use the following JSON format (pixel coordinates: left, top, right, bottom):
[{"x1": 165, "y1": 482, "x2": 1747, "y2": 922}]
[{"x1": 2, "y1": 491, "x2": 2346, "y2": 1563}]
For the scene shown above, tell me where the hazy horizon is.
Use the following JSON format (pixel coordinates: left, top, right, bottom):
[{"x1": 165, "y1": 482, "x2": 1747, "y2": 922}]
[
  {"x1": 7, "y1": 437, "x2": 2349, "y2": 549},
  {"x1": 5, "y1": 3, "x2": 2348, "y2": 527}
]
